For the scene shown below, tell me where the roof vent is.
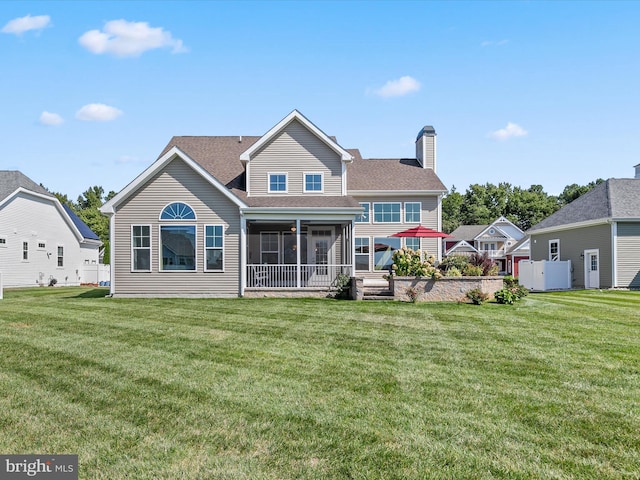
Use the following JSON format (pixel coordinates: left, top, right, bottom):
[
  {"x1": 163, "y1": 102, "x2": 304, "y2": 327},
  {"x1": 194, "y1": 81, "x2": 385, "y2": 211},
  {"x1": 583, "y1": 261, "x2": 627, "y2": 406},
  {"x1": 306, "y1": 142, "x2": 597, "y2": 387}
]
[
  {"x1": 239, "y1": 136, "x2": 242, "y2": 143},
  {"x1": 635, "y1": 163, "x2": 640, "y2": 179}
]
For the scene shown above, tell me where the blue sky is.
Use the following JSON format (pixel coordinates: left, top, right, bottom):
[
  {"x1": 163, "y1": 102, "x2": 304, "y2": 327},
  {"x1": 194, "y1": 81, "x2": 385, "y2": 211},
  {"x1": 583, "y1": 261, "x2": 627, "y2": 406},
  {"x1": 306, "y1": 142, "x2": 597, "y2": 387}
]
[{"x1": 2, "y1": 1, "x2": 639, "y2": 199}]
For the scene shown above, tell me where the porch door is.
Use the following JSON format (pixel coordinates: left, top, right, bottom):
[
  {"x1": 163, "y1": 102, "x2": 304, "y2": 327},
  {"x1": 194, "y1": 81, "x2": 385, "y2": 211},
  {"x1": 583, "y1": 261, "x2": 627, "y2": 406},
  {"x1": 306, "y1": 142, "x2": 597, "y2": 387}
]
[
  {"x1": 308, "y1": 228, "x2": 335, "y2": 285},
  {"x1": 584, "y1": 249, "x2": 600, "y2": 289}
]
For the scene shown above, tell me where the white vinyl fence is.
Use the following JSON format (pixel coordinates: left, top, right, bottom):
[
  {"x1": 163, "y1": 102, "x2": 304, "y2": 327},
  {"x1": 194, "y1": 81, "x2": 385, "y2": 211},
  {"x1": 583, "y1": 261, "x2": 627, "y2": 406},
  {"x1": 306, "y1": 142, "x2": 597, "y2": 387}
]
[
  {"x1": 80, "y1": 264, "x2": 111, "y2": 285},
  {"x1": 518, "y1": 260, "x2": 572, "y2": 291}
]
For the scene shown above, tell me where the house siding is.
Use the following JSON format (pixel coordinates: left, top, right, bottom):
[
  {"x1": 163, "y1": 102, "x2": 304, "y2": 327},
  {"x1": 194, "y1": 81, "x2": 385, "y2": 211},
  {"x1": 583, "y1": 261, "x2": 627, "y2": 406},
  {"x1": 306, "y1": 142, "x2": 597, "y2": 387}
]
[
  {"x1": 530, "y1": 223, "x2": 613, "y2": 288},
  {"x1": 352, "y1": 195, "x2": 440, "y2": 279},
  {"x1": 0, "y1": 192, "x2": 98, "y2": 288},
  {"x1": 616, "y1": 222, "x2": 640, "y2": 288},
  {"x1": 112, "y1": 159, "x2": 241, "y2": 296},
  {"x1": 249, "y1": 120, "x2": 344, "y2": 196}
]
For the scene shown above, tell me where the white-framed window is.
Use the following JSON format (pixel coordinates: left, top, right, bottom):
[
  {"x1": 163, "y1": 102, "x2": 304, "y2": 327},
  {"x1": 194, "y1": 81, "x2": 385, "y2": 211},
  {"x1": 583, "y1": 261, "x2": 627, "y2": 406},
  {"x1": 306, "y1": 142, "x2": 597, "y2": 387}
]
[
  {"x1": 57, "y1": 246, "x2": 64, "y2": 267},
  {"x1": 160, "y1": 202, "x2": 196, "y2": 220},
  {"x1": 131, "y1": 225, "x2": 151, "y2": 272},
  {"x1": 0, "y1": 237, "x2": 7, "y2": 248},
  {"x1": 160, "y1": 225, "x2": 196, "y2": 271},
  {"x1": 204, "y1": 225, "x2": 224, "y2": 271},
  {"x1": 405, "y1": 238, "x2": 420, "y2": 252},
  {"x1": 268, "y1": 173, "x2": 287, "y2": 193},
  {"x1": 374, "y1": 237, "x2": 401, "y2": 271},
  {"x1": 22, "y1": 241, "x2": 29, "y2": 261},
  {"x1": 549, "y1": 239, "x2": 560, "y2": 261},
  {"x1": 37, "y1": 240, "x2": 46, "y2": 250},
  {"x1": 356, "y1": 203, "x2": 370, "y2": 223},
  {"x1": 404, "y1": 202, "x2": 422, "y2": 223},
  {"x1": 355, "y1": 237, "x2": 370, "y2": 271},
  {"x1": 373, "y1": 203, "x2": 401, "y2": 223},
  {"x1": 260, "y1": 232, "x2": 280, "y2": 264},
  {"x1": 304, "y1": 172, "x2": 323, "y2": 193}
]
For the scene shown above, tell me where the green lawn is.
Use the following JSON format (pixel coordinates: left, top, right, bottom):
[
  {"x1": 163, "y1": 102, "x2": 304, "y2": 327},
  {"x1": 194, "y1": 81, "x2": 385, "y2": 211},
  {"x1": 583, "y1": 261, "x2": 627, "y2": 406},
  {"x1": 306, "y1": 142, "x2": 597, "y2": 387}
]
[{"x1": 1, "y1": 288, "x2": 639, "y2": 479}]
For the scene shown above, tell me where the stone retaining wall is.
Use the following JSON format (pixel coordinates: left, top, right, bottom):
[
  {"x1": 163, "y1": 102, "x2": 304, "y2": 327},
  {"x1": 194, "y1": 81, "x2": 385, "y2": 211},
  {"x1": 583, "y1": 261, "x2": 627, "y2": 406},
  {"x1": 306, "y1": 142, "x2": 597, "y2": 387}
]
[{"x1": 392, "y1": 276, "x2": 504, "y2": 302}]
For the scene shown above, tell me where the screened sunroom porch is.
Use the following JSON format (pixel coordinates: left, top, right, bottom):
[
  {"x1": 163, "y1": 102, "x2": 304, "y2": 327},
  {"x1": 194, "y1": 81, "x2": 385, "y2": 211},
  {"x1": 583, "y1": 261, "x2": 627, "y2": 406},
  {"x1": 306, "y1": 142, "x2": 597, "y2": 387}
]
[{"x1": 244, "y1": 219, "x2": 354, "y2": 289}]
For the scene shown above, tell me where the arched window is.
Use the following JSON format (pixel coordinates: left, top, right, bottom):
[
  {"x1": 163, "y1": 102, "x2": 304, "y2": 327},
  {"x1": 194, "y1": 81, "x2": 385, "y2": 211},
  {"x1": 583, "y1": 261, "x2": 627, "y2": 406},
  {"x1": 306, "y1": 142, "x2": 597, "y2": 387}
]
[{"x1": 160, "y1": 202, "x2": 196, "y2": 220}]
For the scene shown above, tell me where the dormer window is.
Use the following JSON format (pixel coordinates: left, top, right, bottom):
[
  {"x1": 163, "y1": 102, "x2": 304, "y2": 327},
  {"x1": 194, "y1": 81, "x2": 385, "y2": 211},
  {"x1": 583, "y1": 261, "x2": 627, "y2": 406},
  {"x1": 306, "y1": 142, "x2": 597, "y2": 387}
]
[
  {"x1": 304, "y1": 173, "x2": 323, "y2": 193},
  {"x1": 268, "y1": 173, "x2": 287, "y2": 193}
]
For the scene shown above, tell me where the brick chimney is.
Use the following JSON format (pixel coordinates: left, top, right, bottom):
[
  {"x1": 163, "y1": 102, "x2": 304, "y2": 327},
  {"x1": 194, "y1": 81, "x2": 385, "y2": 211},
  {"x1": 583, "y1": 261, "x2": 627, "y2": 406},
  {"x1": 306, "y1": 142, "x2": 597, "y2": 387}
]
[{"x1": 416, "y1": 126, "x2": 436, "y2": 171}]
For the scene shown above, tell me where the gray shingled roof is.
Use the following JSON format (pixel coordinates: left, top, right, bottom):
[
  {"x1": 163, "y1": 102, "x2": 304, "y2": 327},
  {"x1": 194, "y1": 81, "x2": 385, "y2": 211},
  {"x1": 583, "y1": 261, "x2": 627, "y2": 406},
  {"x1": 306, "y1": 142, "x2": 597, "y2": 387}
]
[
  {"x1": 528, "y1": 178, "x2": 640, "y2": 232},
  {"x1": 159, "y1": 136, "x2": 447, "y2": 206},
  {"x1": 0, "y1": 170, "x2": 52, "y2": 202},
  {"x1": 347, "y1": 158, "x2": 447, "y2": 192},
  {"x1": 448, "y1": 225, "x2": 489, "y2": 242}
]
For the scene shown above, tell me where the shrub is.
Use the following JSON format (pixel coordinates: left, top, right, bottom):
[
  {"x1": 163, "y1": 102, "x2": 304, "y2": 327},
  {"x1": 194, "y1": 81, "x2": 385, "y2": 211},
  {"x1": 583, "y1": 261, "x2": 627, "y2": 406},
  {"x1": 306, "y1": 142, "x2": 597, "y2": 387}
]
[
  {"x1": 438, "y1": 255, "x2": 469, "y2": 274},
  {"x1": 445, "y1": 266, "x2": 462, "y2": 277},
  {"x1": 469, "y1": 252, "x2": 499, "y2": 276},
  {"x1": 405, "y1": 286, "x2": 420, "y2": 303},
  {"x1": 494, "y1": 288, "x2": 517, "y2": 305},
  {"x1": 332, "y1": 273, "x2": 351, "y2": 299},
  {"x1": 392, "y1": 249, "x2": 442, "y2": 279},
  {"x1": 463, "y1": 264, "x2": 484, "y2": 276},
  {"x1": 466, "y1": 288, "x2": 489, "y2": 305},
  {"x1": 502, "y1": 276, "x2": 529, "y2": 300}
]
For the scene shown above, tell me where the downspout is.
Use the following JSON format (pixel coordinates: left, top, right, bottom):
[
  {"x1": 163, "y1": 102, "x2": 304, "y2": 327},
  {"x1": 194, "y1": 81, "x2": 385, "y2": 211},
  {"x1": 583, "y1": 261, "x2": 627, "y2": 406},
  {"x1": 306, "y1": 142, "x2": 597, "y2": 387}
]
[
  {"x1": 108, "y1": 213, "x2": 115, "y2": 296},
  {"x1": 611, "y1": 220, "x2": 617, "y2": 288}
]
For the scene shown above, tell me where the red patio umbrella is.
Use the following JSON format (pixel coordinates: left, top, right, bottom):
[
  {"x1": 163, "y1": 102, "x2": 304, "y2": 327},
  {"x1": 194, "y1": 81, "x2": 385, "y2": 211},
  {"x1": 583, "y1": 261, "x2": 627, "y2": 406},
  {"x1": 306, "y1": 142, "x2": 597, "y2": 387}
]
[{"x1": 391, "y1": 225, "x2": 452, "y2": 238}]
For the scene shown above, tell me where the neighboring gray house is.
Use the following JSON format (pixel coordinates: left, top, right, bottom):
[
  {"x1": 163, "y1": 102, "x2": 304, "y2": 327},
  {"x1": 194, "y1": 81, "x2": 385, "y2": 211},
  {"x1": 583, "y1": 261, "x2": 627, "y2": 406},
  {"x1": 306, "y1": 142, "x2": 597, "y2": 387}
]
[
  {"x1": 100, "y1": 110, "x2": 447, "y2": 297},
  {"x1": 0, "y1": 171, "x2": 102, "y2": 288},
  {"x1": 528, "y1": 176, "x2": 640, "y2": 289}
]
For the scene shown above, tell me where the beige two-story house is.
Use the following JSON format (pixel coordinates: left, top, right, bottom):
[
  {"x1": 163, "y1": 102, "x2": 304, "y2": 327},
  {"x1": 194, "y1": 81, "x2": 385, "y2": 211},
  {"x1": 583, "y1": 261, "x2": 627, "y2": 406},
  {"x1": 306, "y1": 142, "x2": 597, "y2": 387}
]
[{"x1": 100, "y1": 110, "x2": 447, "y2": 297}]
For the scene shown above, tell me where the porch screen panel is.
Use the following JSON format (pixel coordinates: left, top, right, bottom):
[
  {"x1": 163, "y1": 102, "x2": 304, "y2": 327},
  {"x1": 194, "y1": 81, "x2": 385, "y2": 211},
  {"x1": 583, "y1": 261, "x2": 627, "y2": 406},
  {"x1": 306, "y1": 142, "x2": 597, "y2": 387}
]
[{"x1": 261, "y1": 232, "x2": 280, "y2": 264}]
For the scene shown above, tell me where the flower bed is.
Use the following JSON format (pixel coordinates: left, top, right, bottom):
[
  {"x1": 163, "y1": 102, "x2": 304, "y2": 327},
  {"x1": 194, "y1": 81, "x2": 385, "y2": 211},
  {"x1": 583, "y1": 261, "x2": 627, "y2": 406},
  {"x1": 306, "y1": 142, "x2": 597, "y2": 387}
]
[{"x1": 392, "y1": 276, "x2": 504, "y2": 302}]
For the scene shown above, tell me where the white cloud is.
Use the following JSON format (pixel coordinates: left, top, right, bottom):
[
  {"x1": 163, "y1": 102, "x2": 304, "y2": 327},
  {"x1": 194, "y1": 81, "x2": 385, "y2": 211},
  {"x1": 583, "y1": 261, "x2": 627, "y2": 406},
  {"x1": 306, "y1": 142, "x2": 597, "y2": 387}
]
[
  {"x1": 76, "y1": 103, "x2": 123, "y2": 122},
  {"x1": 2, "y1": 14, "x2": 51, "y2": 35},
  {"x1": 39, "y1": 111, "x2": 64, "y2": 126},
  {"x1": 371, "y1": 76, "x2": 421, "y2": 98},
  {"x1": 489, "y1": 122, "x2": 528, "y2": 141},
  {"x1": 78, "y1": 19, "x2": 187, "y2": 57},
  {"x1": 481, "y1": 39, "x2": 509, "y2": 47}
]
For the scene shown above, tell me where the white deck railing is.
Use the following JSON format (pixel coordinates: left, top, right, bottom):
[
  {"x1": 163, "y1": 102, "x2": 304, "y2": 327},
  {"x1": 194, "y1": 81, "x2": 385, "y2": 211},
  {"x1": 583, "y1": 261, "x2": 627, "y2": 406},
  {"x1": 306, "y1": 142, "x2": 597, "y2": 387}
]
[{"x1": 246, "y1": 264, "x2": 352, "y2": 288}]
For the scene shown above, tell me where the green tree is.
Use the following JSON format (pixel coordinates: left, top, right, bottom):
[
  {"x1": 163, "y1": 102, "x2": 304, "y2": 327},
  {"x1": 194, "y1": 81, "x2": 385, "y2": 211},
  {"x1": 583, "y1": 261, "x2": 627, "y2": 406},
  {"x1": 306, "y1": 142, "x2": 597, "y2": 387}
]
[
  {"x1": 441, "y1": 186, "x2": 464, "y2": 233},
  {"x1": 506, "y1": 185, "x2": 559, "y2": 231},
  {"x1": 558, "y1": 179, "x2": 604, "y2": 206}
]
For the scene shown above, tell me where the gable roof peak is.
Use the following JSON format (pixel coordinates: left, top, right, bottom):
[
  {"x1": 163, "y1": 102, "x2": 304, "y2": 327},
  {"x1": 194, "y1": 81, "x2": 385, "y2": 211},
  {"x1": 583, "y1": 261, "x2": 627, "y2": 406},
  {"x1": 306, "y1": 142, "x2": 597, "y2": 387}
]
[{"x1": 239, "y1": 110, "x2": 353, "y2": 163}]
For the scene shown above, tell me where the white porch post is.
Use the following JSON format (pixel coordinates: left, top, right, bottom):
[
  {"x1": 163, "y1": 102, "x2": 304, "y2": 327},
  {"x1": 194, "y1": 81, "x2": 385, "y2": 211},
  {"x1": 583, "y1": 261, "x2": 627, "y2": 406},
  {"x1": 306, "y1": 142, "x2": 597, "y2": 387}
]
[
  {"x1": 240, "y1": 215, "x2": 247, "y2": 296},
  {"x1": 350, "y1": 219, "x2": 356, "y2": 277},
  {"x1": 296, "y1": 218, "x2": 301, "y2": 288}
]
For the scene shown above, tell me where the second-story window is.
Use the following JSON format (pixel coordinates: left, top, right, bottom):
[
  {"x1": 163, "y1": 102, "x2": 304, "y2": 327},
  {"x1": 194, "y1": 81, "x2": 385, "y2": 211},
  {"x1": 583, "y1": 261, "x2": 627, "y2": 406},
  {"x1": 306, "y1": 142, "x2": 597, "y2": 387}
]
[
  {"x1": 268, "y1": 173, "x2": 287, "y2": 193},
  {"x1": 373, "y1": 203, "x2": 401, "y2": 223},
  {"x1": 304, "y1": 173, "x2": 323, "y2": 193},
  {"x1": 404, "y1": 202, "x2": 421, "y2": 223}
]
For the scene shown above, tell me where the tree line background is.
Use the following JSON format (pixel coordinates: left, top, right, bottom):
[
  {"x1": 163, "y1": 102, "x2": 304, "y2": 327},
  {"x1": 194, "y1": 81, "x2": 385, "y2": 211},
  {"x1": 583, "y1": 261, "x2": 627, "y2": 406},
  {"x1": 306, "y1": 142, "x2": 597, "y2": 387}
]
[{"x1": 48, "y1": 179, "x2": 604, "y2": 264}]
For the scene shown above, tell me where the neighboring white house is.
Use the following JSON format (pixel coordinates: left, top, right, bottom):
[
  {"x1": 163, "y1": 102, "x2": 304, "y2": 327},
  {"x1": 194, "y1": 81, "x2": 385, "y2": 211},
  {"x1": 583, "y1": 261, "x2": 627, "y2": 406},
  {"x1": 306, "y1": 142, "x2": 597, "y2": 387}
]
[
  {"x1": 445, "y1": 216, "x2": 529, "y2": 274},
  {"x1": 0, "y1": 171, "x2": 102, "y2": 288}
]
